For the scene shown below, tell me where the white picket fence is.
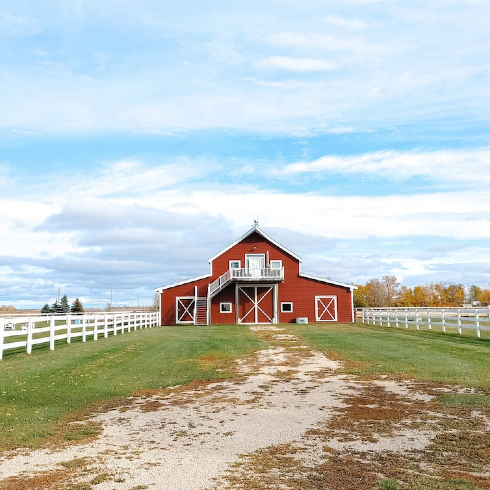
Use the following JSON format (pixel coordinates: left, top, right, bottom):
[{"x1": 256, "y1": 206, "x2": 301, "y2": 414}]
[
  {"x1": 0, "y1": 311, "x2": 160, "y2": 360},
  {"x1": 362, "y1": 307, "x2": 490, "y2": 338}
]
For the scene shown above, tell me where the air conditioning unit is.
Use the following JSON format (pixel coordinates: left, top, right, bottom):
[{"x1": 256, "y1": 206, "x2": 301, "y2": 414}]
[{"x1": 296, "y1": 317, "x2": 308, "y2": 324}]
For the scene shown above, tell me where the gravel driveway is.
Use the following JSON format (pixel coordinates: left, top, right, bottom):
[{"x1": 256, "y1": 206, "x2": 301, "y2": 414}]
[{"x1": 1, "y1": 326, "x2": 489, "y2": 490}]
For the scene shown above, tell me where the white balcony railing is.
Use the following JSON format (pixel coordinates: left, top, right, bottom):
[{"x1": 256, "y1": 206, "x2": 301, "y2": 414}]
[{"x1": 208, "y1": 267, "x2": 284, "y2": 297}]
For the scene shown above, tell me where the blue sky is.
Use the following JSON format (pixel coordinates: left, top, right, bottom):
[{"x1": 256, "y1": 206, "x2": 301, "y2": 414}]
[{"x1": 1, "y1": 0, "x2": 490, "y2": 308}]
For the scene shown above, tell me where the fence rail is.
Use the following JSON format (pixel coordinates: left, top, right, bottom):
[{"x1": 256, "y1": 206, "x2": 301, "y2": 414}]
[
  {"x1": 0, "y1": 311, "x2": 160, "y2": 360},
  {"x1": 362, "y1": 307, "x2": 490, "y2": 338}
]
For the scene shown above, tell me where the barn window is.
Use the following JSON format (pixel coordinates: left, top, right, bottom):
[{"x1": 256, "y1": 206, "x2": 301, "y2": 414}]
[
  {"x1": 281, "y1": 302, "x2": 293, "y2": 313},
  {"x1": 270, "y1": 260, "x2": 282, "y2": 269},
  {"x1": 220, "y1": 302, "x2": 232, "y2": 313},
  {"x1": 229, "y1": 260, "x2": 241, "y2": 269}
]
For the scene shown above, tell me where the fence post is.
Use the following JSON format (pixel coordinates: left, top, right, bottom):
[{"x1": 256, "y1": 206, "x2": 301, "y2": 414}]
[
  {"x1": 82, "y1": 314, "x2": 87, "y2": 342},
  {"x1": 104, "y1": 314, "x2": 109, "y2": 339},
  {"x1": 94, "y1": 315, "x2": 98, "y2": 341},
  {"x1": 427, "y1": 308, "x2": 431, "y2": 330},
  {"x1": 113, "y1": 314, "x2": 117, "y2": 336},
  {"x1": 49, "y1": 315, "x2": 55, "y2": 351},
  {"x1": 26, "y1": 317, "x2": 33, "y2": 355},
  {"x1": 476, "y1": 310, "x2": 481, "y2": 338},
  {"x1": 0, "y1": 318, "x2": 4, "y2": 360},
  {"x1": 457, "y1": 309, "x2": 462, "y2": 335},
  {"x1": 415, "y1": 308, "x2": 420, "y2": 330},
  {"x1": 442, "y1": 309, "x2": 446, "y2": 333},
  {"x1": 67, "y1": 314, "x2": 72, "y2": 344}
]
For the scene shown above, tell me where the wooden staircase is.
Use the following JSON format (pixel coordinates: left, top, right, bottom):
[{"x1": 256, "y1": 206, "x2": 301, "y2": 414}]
[{"x1": 194, "y1": 296, "x2": 208, "y2": 325}]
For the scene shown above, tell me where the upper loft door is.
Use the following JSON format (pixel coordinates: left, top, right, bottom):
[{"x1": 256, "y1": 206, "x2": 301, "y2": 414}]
[{"x1": 245, "y1": 254, "x2": 265, "y2": 278}]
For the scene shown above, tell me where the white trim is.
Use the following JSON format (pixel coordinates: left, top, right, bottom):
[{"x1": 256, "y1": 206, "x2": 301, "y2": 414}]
[
  {"x1": 270, "y1": 260, "x2": 282, "y2": 269},
  {"x1": 208, "y1": 225, "x2": 302, "y2": 264},
  {"x1": 281, "y1": 302, "x2": 293, "y2": 313},
  {"x1": 300, "y1": 272, "x2": 357, "y2": 292},
  {"x1": 155, "y1": 273, "x2": 211, "y2": 292},
  {"x1": 237, "y1": 284, "x2": 275, "y2": 324},
  {"x1": 176, "y1": 296, "x2": 196, "y2": 324},
  {"x1": 245, "y1": 253, "x2": 265, "y2": 269},
  {"x1": 315, "y1": 295, "x2": 338, "y2": 322},
  {"x1": 220, "y1": 302, "x2": 232, "y2": 313}
]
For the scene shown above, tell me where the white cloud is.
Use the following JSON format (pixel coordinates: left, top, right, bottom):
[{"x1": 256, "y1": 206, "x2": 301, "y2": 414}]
[
  {"x1": 0, "y1": 13, "x2": 40, "y2": 36},
  {"x1": 281, "y1": 149, "x2": 490, "y2": 185},
  {"x1": 257, "y1": 56, "x2": 337, "y2": 72},
  {"x1": 324, "y1": 15, "x2": 370, "y2": 30}
]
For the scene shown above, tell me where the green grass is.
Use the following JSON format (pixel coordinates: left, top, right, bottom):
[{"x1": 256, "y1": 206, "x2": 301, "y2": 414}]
[
  {"x1": 285, "y1": 323, "x2": 490, "y2": 388},
  {"x1": 0, "y1": 325, "x2": 264, "y2": 451},
  {"x1": 3, "y1": 321, "x2": 490, "y2": 453}
]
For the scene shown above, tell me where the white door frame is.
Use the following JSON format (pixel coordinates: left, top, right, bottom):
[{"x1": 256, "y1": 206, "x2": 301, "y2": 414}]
[
  {"x1": 176, "y1": 296, "x2": 195, "y2": 324},
  {"x1": 245, "y1": 254, "x2": 265, "y2": 279},
  {"x1": 315, "y1": 295, "x2": 338, "y2": 322},
  {"x1": 236, "y1": 284, "x2": 278, "y2": 324}
]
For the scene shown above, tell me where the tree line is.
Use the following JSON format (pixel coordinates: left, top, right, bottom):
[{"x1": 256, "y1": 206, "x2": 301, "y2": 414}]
[
  {"x1": 41, "y1": 295, "x2": 84, "y2": 314},
  {"x1": 354, "y1": 276, "x2": 490, "y2": 308}
]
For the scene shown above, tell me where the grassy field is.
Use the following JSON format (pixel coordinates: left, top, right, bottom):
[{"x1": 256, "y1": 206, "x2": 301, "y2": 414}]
[
  {"x1": 1, "y1": 321, "x2": 490, "y2": 453},
  {"x1": 0, "y1": 325, "x2": 264, "y2": 450},
  {"x1": 288, "y1": 322, "x2": 490, "y2": 388}
]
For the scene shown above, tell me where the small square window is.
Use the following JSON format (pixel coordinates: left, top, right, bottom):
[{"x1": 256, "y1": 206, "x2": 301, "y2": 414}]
[
  {"x1": 220, "y1": 302, "x2": 232, "y2": 313},
  {"x1": 281, "y1": 302, "x2": 293, "y2": 313},
  {"x1": 270, "y1": 260, "x2": 282, "y2": 269},
  {"x1": 229, "y1": 260, "x2": 241, "y2": 269}
]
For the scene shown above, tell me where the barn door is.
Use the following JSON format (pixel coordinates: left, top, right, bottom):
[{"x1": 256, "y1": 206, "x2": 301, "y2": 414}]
[
  {"x1": 315, "y1": 296, "x2": 338, "y2": 322},
  {"x1": 238, "y1": 286, "x2": 274, "y2": 324},
  {"x1": 176, "y1": 297, "x2": 195, "y2": 324}
]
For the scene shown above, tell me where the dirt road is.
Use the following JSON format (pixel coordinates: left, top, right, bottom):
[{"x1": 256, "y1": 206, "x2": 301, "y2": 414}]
[{"x1": 1, "y1": 326, "x2": 489, "y2": 490}]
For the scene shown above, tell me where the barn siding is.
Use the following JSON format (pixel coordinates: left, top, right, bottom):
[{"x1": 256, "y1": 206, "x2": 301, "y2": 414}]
[
  {"x1": 277, "y1": 276, "x2": 353, "y2": 323},
  {"x1": 160, "y1": 276, "x2": 210, "y2": 325},
  {"x1": 159, "y1": 230, "x2": 354, "y2": 325}
]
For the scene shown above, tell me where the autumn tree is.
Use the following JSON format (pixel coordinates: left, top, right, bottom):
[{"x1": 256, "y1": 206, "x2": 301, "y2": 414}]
[
  {"x1": 364, "y1": 278, "x2": 386, "y2": 307},
  {"x1": 353, "y1": 285, "x2": 369, "y2": 308},
  {"x1": 382, "y1": 275, "x2": 400, "y2": 306}
]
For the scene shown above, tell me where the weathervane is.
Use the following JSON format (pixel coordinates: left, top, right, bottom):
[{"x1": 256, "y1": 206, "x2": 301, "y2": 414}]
[{"x1": 253, "y1": 220, "x2": 259, "y2": 227}]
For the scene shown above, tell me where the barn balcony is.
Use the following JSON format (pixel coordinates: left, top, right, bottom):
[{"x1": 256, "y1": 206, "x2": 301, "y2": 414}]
[{"x1": 208, "y1": 267, "x2": 284, "y2": 298}]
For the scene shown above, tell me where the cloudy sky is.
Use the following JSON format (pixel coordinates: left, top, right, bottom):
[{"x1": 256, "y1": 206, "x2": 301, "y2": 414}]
[{"x1": 1, "y1": 0, "x2": 490, "y2": 309}]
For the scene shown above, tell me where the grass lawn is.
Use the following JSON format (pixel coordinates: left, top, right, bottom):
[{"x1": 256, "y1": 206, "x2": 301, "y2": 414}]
[
  {"x1": 286, "y1": 322, "x2": 490, "y2": 388},
  {"x1": 0, "y1": 325, "x2": 264, "y2": 451},
  {"x1": 2, "y1": 321, "x2": 490, "y2": 454}
]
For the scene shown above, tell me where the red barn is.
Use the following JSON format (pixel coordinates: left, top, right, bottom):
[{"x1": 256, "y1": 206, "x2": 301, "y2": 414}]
[{"x1": 155, "y1": 224, "x2": 356, "y2": 325}]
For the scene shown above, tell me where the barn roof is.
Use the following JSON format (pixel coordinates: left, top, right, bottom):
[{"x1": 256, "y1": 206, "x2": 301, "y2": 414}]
[
  {"x1": 155, "y1": 224, "x2": 356, "y2": 293},
  {"x1": 299, "y1": 272, "x2": 357, "y2": 291},
  {"x1": 155, "y1": 273, "x2": 211, "y2": 292},
  {"x1": 208, "y1": 224, "x2": 302, "y2": 264}
]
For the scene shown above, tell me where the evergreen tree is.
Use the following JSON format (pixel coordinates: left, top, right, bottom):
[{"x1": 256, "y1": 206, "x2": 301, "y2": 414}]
[
  {"x1": 41, "y1": 304, "x2": 52, "y2": 313},
  {"x1": 60, "y1": 294, "x2": 70, "y2": 313},
  {"x1": 52, "y1": 301, "x2": 64, "y2": 313},
  {"x1": 71, "y1": 298, "x2": 84, "y2": 313}
]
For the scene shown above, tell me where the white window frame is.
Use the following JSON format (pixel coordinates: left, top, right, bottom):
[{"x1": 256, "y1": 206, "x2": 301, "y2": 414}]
[
  {"x1": 229, "y1": 260, "x2": 241, "y2": 269},
  {"x1": 270, "y1": 260, "x2": 282, "y2": 269},
  {"x1": 220, "y1": 302, "x2": 233, "y2": 313},
  {"x1": 281, "y1": 302, "x2": 293, "y2": 313}
]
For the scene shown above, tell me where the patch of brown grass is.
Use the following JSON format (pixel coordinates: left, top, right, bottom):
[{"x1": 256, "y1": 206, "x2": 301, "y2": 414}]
[
  {"x1": 0, "y1": 459, "x2": 94, "y2": 490},
  {"x1": 212, "y1": 379, "x2": 490, "y2": 490}
]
